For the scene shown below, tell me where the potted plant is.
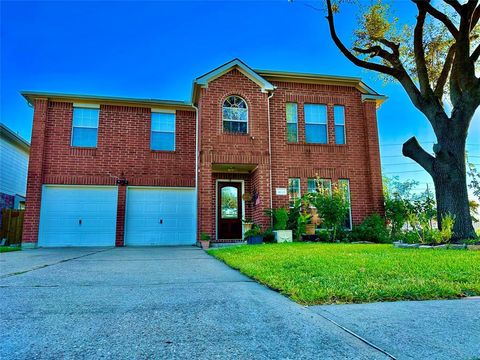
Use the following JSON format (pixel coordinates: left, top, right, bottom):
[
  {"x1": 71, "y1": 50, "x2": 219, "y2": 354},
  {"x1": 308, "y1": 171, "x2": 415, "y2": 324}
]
[
  {"x1": 271, "y1": 208, "x2": 292, "y2": 243},
  {"x1": 244, "y1": 224, "x2": 263, "y2": 245},
  {"x1": 199, "y1": 232, "x2": 211, "y2": 250},
  {"x1": 242, "y1": 218, "x2": 254, "y2": 232}
]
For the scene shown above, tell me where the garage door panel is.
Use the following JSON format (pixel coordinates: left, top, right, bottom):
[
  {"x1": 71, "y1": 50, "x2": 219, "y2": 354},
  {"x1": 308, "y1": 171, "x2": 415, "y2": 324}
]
[
  {"x1": 125, "y1": 187, "x2": 196, "y2": 246},
  {"x1": 39, "y1": 186, "x2": 118, "y2": 247}
]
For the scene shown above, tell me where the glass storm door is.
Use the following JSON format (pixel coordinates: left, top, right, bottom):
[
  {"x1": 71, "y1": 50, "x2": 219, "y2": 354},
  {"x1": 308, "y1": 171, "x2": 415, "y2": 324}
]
[{"x1": 218, "y1": 182, "x2": 242, "y2": 239}]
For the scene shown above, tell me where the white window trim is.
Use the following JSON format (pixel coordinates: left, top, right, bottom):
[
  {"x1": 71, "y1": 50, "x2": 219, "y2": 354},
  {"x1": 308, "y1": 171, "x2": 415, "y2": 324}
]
[
  {"x1": 334, "y1": 105, "x2": 347, "y2": 145},
  {"x1": 286, "y1": 102, "x2": 298, "y2": 143},
  {"x1": 222, "y1": 96, "x2": 249, "y2": 134},
  {"x1": 151, "y1": 112, "x2": 176, "y2": 151},
  {"x1": 288, "y1": 178, "x2": 301, "y2": 207},
  {"x1": 71, "y1": 107, "x2": 99, "y2": 148},
  {"x1": 304, "y1": 103, "x2": 328, "y2": 144}
]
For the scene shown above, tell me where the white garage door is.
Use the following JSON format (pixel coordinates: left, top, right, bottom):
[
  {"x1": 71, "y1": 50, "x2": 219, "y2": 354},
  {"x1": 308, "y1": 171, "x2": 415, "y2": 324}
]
[
  {"x1": 125, "y1": 187, "x2": 196, "y2": 246},
  {"x1": 38, "y1": 186, "x2": 118, "y2": 247}
]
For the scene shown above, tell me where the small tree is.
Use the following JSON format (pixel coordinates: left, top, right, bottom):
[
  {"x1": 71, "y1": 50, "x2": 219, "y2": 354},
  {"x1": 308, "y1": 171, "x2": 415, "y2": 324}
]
[{"x1": 308, "y1": 181, "x2": 350, "y2": 241}]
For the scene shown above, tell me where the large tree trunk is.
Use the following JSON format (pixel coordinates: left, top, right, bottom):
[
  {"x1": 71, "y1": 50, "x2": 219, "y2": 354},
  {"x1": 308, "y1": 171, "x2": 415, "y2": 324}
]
[
  {"x1": 403, "y1": 110, "x2": 476, "y2": 240},
  {"x1": 433, "y1": 158, "x2": 476, "y2": 240}
]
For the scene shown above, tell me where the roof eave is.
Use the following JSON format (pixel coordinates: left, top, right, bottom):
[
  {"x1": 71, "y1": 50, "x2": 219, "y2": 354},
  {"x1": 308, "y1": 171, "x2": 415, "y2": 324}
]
[
  {"x1": 0, "y1": 123, "x2": 30, "y2": 151},
  {"x1": 21, "y1": 91, "x2": 195, "y2": 111}
]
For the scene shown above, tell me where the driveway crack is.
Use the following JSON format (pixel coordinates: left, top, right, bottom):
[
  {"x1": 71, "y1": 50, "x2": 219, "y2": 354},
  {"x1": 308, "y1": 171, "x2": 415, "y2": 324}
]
[
  {"x1": 0, "y1": 248, "x2": 113, "y2": 279},
  {"x1": 305, "y1": 307, "x2": 397, "y2": 359}
]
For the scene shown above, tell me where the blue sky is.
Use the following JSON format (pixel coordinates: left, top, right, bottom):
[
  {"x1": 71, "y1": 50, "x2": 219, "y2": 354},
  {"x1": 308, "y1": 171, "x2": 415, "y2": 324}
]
[{"x1": 1, "y1": 1, "x2": 479, "y2": 196}]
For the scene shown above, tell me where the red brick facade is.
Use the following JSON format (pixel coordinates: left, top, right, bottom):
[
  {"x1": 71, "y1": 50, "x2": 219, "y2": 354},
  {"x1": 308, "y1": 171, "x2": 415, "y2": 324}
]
[
  {"x1": 22, "y1": 61, "x2": 384, "y2": 246},
  {"x1": 22, "y1": 101, "x2": 196, "y2": 246}
]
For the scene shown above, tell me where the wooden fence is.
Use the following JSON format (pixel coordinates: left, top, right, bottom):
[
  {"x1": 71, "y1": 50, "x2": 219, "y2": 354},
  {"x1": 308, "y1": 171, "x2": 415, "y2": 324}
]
[{"x1": 1, "y1": 209, "x2": 25, "y2": 245}]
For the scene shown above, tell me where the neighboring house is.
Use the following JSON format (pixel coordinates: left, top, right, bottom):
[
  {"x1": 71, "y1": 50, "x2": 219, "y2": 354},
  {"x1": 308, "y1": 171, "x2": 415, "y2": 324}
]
[
  {"x1": 0, "y1": 123, "x2": 30, "y2": 216},
  {"x1": 21, "y1": 59, "x2": 386, "y2": 247}
]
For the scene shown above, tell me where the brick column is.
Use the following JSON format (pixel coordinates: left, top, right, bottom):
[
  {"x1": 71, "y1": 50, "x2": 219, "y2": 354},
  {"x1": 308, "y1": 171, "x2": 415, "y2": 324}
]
[
  {"x1": 22, "y1": 99, "x2": 48, "y2": 247},
  {"x1": 251, "y1": 164, "x2": 271, "y2": 230},
  {"x1": 364, "y1": 100, "x2": 385, "y2": 215},
  {"x1": 115, "y1": 185, "x2": 127, "y2": 246},
  {"x1": 198, "y1": 161, "x2": 214, "y2": 240}
]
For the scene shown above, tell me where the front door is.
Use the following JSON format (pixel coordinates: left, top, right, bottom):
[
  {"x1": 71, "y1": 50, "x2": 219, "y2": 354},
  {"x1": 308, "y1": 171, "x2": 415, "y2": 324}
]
[{"x1": 217, "y1": 182, "x2": 242, "y2": 239}]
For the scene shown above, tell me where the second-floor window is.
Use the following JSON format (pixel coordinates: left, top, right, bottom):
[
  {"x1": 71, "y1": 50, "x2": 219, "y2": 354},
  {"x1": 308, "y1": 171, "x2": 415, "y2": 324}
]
[
  {"x1": 286, "y1": 102, "x2": 298, "y2": 142},
  {"x1": 223, "y1": 95, "x2": 248, "y2": 134},
  {"x1": 151, "y1": 112, "x2": 175, "y2": 151},
  {"x1": 304, "y1": 104, "x2": 327, "y2": 144},
  {"x1": 71, "y1": 107, "x2": 99, "y2": 148},
  {"x1": 334, "y1": 105, "x2": 346, "y2": 144}
]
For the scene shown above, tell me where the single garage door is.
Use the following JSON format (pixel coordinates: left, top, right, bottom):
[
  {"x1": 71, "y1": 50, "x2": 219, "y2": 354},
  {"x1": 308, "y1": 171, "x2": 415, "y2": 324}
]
[
  {"x1": 124, "y1": 187, "x2": 196, "y2": 246},
  {"x1": 38, "y1": 186, "x2": 118, "y2": 247}
]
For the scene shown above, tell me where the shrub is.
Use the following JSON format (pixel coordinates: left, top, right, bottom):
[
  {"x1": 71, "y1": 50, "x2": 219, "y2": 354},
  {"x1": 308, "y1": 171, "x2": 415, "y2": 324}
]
[
  {"x1": 316, "y1": 229, "x2": 330, "y2": 242},
  {"x1": 263, "y1": 227, "x2": 275, "y2": 243},
  {"x1": 397, "y1": 230, "x2": 420, "y2": 244},
  {"x1": 272, "y1": 208, "x2": 289, "y2": 230},
  {"x1": 308, "y1": 182, "x2": 350, "y2": 242},
  {"x1": 244, "y1": 224, "x2": 263, "y2": 238},
  {"x1": 200, "y1": 232, "x2": 211, "y2": 241},
  {"x1": 350, "y1": 214, "x2": 391, "y2": 243}
]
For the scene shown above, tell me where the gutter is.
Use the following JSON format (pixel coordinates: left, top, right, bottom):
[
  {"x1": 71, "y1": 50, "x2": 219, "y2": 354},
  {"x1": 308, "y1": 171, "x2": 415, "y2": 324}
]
[
  {"x1": 267, "y1": 91, "x2": 275, "y2": 223},
  {"x1": 192, "y1": 103, "x2": 199, "y2": 243}
]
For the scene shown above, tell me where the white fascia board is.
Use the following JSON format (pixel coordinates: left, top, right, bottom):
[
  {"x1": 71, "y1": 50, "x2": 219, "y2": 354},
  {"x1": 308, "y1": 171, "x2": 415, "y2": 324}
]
[{"x1": 195, "y1": 59, "x2": 275, "y2": 92}]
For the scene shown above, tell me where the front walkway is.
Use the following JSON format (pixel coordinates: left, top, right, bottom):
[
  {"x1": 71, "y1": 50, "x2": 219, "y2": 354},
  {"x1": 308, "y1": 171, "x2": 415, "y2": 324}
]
[{"x1": 1, "y1": 247, "x2": 478, "y2": 359}]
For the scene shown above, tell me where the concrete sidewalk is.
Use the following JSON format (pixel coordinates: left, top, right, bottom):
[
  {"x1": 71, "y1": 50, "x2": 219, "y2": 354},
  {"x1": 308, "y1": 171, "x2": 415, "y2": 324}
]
[{"x1": 310, "y1": 298, "x2": 480, "y2": 360}]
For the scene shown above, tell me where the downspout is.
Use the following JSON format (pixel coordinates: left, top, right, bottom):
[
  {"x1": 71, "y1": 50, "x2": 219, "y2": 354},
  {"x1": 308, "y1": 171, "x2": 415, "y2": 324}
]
[
  {"x1": 267, "y1": 91, "x2": 274, "y2": 226},
  {"x1": 192, "y1": 103, "x2": 199, "y2": 242}
]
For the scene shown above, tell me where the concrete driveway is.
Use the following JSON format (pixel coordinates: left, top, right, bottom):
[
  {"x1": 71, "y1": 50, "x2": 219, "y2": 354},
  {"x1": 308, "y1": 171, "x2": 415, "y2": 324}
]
[{"x1": 0, "y1": 247, "x2": 478, "y2": 360}]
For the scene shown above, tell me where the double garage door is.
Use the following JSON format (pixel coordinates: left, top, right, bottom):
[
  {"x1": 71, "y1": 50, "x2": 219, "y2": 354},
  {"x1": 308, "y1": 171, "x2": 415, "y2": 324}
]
[{"x1": 38, "y1": 186, "x2": 196, "y2": 247}]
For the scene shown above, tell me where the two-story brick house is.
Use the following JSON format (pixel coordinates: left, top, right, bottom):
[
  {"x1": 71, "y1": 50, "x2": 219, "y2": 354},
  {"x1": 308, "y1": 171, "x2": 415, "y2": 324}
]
[{"x1": 21, "y1": 59, "x2": 385, "y2": 247}]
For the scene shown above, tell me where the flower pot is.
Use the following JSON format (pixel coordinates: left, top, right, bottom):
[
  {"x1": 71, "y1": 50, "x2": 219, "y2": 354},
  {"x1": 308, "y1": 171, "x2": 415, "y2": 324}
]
[
  {"x1": 305, "y1": 224, "x2": 316, "y2": 235},
  {"x1": 243, "y1": 223, "x2": 253, "y2": 231},
  {"x1": 200, "y1": 240, "x2": 210, "y2": 250},
  {"x1": 273, "y1": 230, "x2": 293, "y2": 243},
  {"x1": 246, "y1": 236, "x2": 263, "y2": 245}
]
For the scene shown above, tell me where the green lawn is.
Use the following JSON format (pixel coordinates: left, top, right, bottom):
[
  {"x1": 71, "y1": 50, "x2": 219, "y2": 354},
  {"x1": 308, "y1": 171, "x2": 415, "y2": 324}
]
[
  {"x1": 208, "y1": 243, "x2": 480, "y2": 305},
  {"x1": 0, "y1": 246, "x2": 21, "y2": 253}
]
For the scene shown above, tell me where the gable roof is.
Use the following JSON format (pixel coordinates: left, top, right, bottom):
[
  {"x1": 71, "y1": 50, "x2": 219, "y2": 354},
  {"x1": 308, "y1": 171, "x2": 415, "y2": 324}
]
[
  {"x1": 191, "y1": 58, "x2": 276, "y2": 103},
  {"x1": 191, "y1": 58, "x2": 386, "y2": 107}
]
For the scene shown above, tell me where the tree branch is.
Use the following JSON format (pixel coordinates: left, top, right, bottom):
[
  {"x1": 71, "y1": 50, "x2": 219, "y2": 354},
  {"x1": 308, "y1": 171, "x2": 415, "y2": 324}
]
[
  {"x1": 414, "y1": 6, "x2": 432, "y2": 95},
  {"x1": 413, "y1": 0, "x2": 459, "y2": 37},
  {"x1": 435, "y1": 44, "x2": 456, "y2": 98},
  {"x1": 471, "y1": 5, "x2": 480, "y2": 30},
  {"x1": 352, "y1": 45, "x2": 400, "y2": 66},
  {"x1": 443, "y1": 0, "x2": 463, "y2": 14},
  {"x1": 325, "y1": 0, "x2": 399, "y2": 77},
  {"x1": 402, "y1": 137, "x2": 435, "y2": 175},
  {"x1": 472, "y1": 43, "x2": 480, "y2": 62},
  {"x1": 371, "y1": 37, "x2": 400, "y2": 56}
]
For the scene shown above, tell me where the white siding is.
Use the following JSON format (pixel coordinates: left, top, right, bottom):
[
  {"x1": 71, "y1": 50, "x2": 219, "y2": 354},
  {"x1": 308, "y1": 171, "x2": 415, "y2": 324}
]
[{"x1": 0, "y1": 137, "x2": 29, "y2": 197}]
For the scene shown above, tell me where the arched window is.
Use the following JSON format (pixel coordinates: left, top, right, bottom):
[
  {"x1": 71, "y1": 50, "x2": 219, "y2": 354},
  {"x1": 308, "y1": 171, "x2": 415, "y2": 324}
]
[{"x1": 222, "y1": 96, "x2": 248, "y2": 134}]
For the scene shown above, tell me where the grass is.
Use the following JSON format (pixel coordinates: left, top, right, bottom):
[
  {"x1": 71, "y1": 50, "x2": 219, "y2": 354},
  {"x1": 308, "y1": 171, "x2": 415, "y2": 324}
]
[
  {"x1": 0, "y1": 246, "x2": 21, "y2": 253},
  {"x1": 208, "y1": 243, "x2": 480, "y2": 305}
]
